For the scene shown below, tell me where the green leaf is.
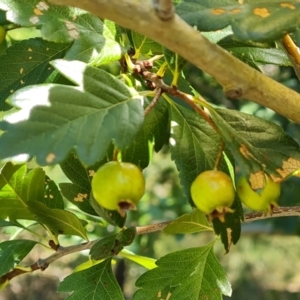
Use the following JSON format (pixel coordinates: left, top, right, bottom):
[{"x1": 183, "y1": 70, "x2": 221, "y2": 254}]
[
  {"x1": 164, "y1": 209, "x2": 212, "y2": 234},
  {"x1": 169, "y1": 103, "x2": 228, "y2": 205},
  {"x1": 58, "y1": 258, "x2": 124, "y2": 300},
  {"x1": 42, "y1": 176, "x2": 64, "y2": 209},
  {"x1": 217, "y1": 37, "x2": 291, "y2": 68},
  {"x1": 129, "y1": 31, "x2": 162, "y2": 57},
  {"x1": 0, "y1": 38, "x2": 69, "y2": 111},
  {"x1": 27, "y1": 201, "x2": 88, "y2": 240},
  {"x1": 0, "y1": 60, "x2": 144, "y2": 166},
  {"x1": 119, "y1": 249, "x2": 157, "y2": 270},
  {"x1": 0, "y1": 163, "x2": 44, "y2": 220},
  {"x1": 177, "y1": 1, "x2": 300, "y2": 42},
  {"x1": 59, "y1": 151, "x2": 114, "y2": 215},
  {"x1": 90, "y1": 227, "x2": 136, "y2": 260},
  {"x1": 0, "y1": 219, "x2": 20, "y2": 227},
  {"x1": 60, "y1": 152, "x2": 94, "y2": 188},
  {"x1": 210, "y1": 108, "x2": 300, "y2": 184},
  {"x1": 163, "y1": 48, "x2": 187, "y2": 84},
  {"x1": 0, "y1": 1, "x2": 124, "y2": 65},
  {"x1": 122, "y1": 98, "x2": 169, "y2": 168},
  {"x1": 0, "y1": 240, "x2": 37, "y2": 277},
  {"x1": 212, "y1": 197, "x2": 243, "y2": 253},
  {"x1": 90, "y1": 194, "x2": 126, "y2": 228},
  {"x1": 60, "y1": 183, "x2": 96, "y2": 216},
  {"x1": 133, "y1": 244, "x2": 231, "y2": 300}
]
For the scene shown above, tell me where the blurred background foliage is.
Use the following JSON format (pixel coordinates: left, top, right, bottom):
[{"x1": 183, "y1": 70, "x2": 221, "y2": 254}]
[{"x1": 1, "y1": 22, "x2": 300, "y2": 300}]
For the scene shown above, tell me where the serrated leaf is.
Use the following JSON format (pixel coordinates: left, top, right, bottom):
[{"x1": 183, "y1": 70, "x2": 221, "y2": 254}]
[
  {"x1": 58, "y1": 258, "x2": 124, "y2": 300},
  {"x1": 60, "y1": 182, "x2": 97, "y2": 216},
  {"x1": 212, "y1": 197, "x2": 243, "y2": 253},
  {"x1": 163, "y1": 48, "x2": 187, "y2": 83},
  {"x1": 0, "y1": 219, "x2": 20, "y2": 227},
  {"x1": 133, "y1": 244, "x2": 231, "y2": 300},
  {"x1": 0, "y1": 38, "x2": 69, "y2": 111},
  {"x1": 177, "y1": 1, "x2": 300, "y2": 42},
  {"x1": 210, "y1": 108, "x2": 300, "y2": 185},
  {"x1": 0, "y1": 163, "x2": 44, "y2": 220},
  {"x1": 164, "y1": 209, "x2": 212, "y2": 234},
  {"x1": 60, "y1": 152, "x2": 94, "y2": 188},
  {"x1": 42, "y1": 176, "x2": 64, "y2": 209},
  {"x1": 89, "y1": 193, "x2": 126, "y2": 227},
  {"x1": 122, "y1": 98, "x2": 169, "y2": 168},
  {"x1": 0, "y1": 240, "x2": 37, "y2": 277},
  {"x1": 130, "y1": 31, "x2": 162, "y2": 57},
  {"x1": 217, "y1": 36, "x2": 291, "y2": 67},
  {"x1": 169, "y1": 103, "x2": 228, "y2": 204},
  {"x1": 90, "y1": 227, "x2": 136, "y2": 260},
  {"x1": 27, "y1": 201, "x2": 88, "y2": 240},
  {"x1": 119, "y1": 249, "x2": 157, "y2": 270},
  {"x1": 0, "y1": 60, "x2": 144, "y2": 166},
  {"x1": 1, "y1": 1, "x2": 124, "y2": 65},
  {"x1": 59, "y1": 152, "x2": 101, "y2": 215}
]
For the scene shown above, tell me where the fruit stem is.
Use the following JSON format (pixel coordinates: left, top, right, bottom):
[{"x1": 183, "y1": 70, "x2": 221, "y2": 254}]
[
  {"x1": 214, "y1": 141, "x2": 225, "y2": 170},
  {"x1": 112, "y1": 148, "x2": 119, "y2": 161}
]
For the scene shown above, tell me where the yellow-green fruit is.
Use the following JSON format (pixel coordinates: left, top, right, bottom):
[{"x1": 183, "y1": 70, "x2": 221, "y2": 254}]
[
  {"x1": 92, "y1": 161, "x2": 145, "y2": 213},
  {"x1": 0, "y1": 26, "x2": 6, "y2": 44},
  {"x1": 190, "y1": 170, "x2": 235, "y2": 214},
  {"x1": 237, "y1": 176, "x2": 281, "y2": 212}
]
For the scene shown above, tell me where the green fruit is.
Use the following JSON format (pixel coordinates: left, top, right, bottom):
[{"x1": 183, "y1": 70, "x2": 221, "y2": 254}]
[
  {"x1": 0, "y1": 26, "x2": 6, "y2": 44},
  {"x1": 92, "y1": 161, "x2": 145, "y2": 215},
  {"x1": 190, "y1": 170, "x2": 235, "y2": 214},
  {"x1": 237, "y1": 175, "x2": 280, "y2": 212}
]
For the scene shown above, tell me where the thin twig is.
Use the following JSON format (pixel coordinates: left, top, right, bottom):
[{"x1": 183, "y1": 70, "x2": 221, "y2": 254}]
[
  {"x1": 0, "y1": 240, "x2": 98, "y2": 283},
  {"x1": 144, "y1": 88, "x2": 163, "y2": 116},
  {"x1": 2, "y1": 206, "x2": 300, "y2": 284},
  {"x1": 244, "y1": 206, "x2": 300, "y2": 222}
]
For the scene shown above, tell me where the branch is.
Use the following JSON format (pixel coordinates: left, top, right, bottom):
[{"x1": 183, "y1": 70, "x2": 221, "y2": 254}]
[
  {"x1": 152, "y1": 0, "x2": 175, "y2": 21},
  {"x1": 137, "y1": 206, "x2": 300, "y2": 233},
  {"x1": 49, "y1": 0, "x2": 300, "y2": 124},
  {"x1": 2, "y1": 206, "x2": 300, "y2": 283}
]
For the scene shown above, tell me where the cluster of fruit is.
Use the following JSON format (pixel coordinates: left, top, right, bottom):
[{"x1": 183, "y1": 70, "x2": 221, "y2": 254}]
[{"x1": 92, "y1": 162, "x2": 281, "y2": 219}]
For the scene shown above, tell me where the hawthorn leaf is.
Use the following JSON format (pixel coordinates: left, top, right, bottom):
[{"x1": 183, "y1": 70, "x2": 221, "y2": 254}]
[
  {"x1": 90, "y1": 227, "x2": 136, "y2": 260},
  {"x1": 0, "y1": 1, "x2": 124, "y2": 65},
  {"x1": 0, "y1": 60, "x2": 144, "y2": 166},
  {"x1": 0, "y1": 163, "x2": 44, "y2": 220},
  {"x1": 59, "y1": 150, "x2": 113, "y2": 215},
  {"x1": 122, "y1": 98, "x2": 169, "y2": 168},
  {"x1": 129, "y1": 31, "x2": 163, "y2": 57},
  {"x1": 42, "y1": 176, "x2": 64, "y2": 209},
  {"x1": 0, "y1": 38, "x2": 69, "y2": 111},
  {"x1": 0, "y1": 219, "x2": 20, "y2": 227},
  {"x1": 119, "y1": 249, "x2": 157, "y2": 270},
  {"x1": 89, "y1": 194, "x2": 126, "y2": 228},
  {"x1": 58, "y1": 258, "x2": 124, "y2": 300},
  {"x1": 164, "y1": 209, "x2": 212, "y2": 234},
  {"x1": 210, "y1": 108, "x2": 300, "y2": 187},
  {"x1": 177, "y1": 1, "x2": 300, "y2": 42},
  {"x1": 60, "y1": 183, "x2": 96, "y2": 216},
  {"x1": 0, "y1": 240, "x2": 37, "y2": 277},
  {"x1": 133, "y1": 244, "x2": 231, "y2": 300},
  {"x1": 27, "y1": 201, "x2": 88, "y2": 240},
  {"x1": 212, "y1": 197, "x2": 243, "y2": 253},
  {"x1": 169, "y1": 103, "x2": 228, "y2": 204}
]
